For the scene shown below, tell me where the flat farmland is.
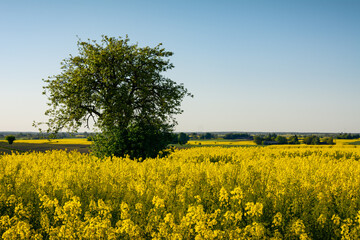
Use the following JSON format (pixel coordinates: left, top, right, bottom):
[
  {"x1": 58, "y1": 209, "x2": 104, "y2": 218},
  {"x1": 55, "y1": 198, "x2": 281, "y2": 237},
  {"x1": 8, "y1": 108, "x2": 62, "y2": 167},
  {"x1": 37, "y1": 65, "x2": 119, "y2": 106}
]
[
  {"x1": 0, "y1": 139, "x2": 90, "y2": 154},
  {"x1": 1, "y1": 138, "x2": 359, "y2": 154}
]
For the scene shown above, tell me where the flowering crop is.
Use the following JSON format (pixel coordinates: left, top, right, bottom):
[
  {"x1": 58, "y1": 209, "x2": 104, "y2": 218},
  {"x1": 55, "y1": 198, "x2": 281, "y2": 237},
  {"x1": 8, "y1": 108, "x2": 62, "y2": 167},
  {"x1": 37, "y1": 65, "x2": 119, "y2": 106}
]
[
  {"x1": 1, "y1": 146, "x2": 360, "y2": 239},
  {"x1": 5, "y1": 138, "x2": 91, "y2": 145}
]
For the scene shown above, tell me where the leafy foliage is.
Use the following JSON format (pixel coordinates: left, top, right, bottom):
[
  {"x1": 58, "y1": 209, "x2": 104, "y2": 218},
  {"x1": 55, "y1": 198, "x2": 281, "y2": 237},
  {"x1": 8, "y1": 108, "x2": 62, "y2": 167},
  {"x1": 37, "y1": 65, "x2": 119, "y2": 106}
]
[
  {"x1": 254, "y1": 134, "x2": 334, "y2": 146},
  {"x1": 275, "y1": 135, "x2": 288, "y2": 144},
  {"x1": 323, "y1": 137, "x2": 335, "y2": 145},
  {"x1": 39, "y1": 35, "x2": 191, "y2": 158},
  {"x1": 200, "y1": 132, "x2": 215, "y2": 140},
  {"x1": 288, "y1": 135, "x2": 300, "y2": 144},
  {"x1": 5, "y1": 135, "x2": 15, "y2": 144},
  {"x1": 253, "y1": 134, "x2": 278, "y2": 145},
  {"x1": 303, "y1": 135, "x2": 321, "y2": 145},
  {"x1": 178, "y1": 132, "x2": 190, "y2": 145},
  {"x1": 336, "y1": 133, "x2": 360, "y2": 139},
  {"x1": 91, "y1": 122, "x2": 173, "y2": 159},
  {"x1": 170, "y1": 132, "x2": 190, "y2": 145},
  {"x1": 253, "y1": 136, "x2": 263, "y2": 145},
  {"x1": 223, "y1": 133, "x2": 253, "y2": 140}
]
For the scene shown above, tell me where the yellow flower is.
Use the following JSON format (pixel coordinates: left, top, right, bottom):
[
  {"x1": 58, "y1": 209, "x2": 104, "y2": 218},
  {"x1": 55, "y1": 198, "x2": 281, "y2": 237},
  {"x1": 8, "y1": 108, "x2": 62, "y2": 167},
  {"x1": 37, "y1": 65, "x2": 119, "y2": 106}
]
[
  {"x1": 245, "y1": 202, "x2": 263, "y2": 218},
  {"x1": 152, "y1": 196, "x2": 165, "y2": 209},
  {"x1": 272, "y1": 212, "x2": 282, "y2": 227},
  {"x1": 317, "y1": 214, "x2": 327, "y2": 227},
  {"x1": 219, "y1": 187, "x2": 229, "y2": 206},
  {"x1": 332, "y1": 214, "x2": 341, "y2": 226}
]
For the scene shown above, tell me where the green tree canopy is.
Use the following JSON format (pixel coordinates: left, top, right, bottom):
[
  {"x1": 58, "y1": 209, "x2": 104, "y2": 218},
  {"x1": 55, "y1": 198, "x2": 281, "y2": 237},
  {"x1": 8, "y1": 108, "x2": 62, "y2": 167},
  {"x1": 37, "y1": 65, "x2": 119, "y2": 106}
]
[
  {"x1": 5, "y1": 135, "x2": 15, "y2": 145},
  {"x1": 288, "y1": 135, "x2": 299, "y2": 144},
  {"x1": 303, "y1": 135, "x2": 320, "y2": 145},
  {"x1": 39, "y1": 36, "x2": 191, "y2": 159},
  {"x1": 275, "y1": 136, "x2": 288, "y2": 144},
  {"x1": 178, "y1": 132, "x2": 190, "y2": 145},
  {"x1": 253, "y1": 136, "x2": 263, "y2": 145}
]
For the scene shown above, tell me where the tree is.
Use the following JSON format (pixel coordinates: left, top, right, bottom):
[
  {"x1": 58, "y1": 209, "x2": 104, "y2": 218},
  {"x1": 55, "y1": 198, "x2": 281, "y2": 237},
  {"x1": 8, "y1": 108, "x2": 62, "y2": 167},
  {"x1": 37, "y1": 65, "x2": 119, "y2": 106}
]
[
  {"x1": 200, "y1": 132, "x2": 214, "y2": 140},
  {"x1": 303, "y1": 135, "x2": 320, "y2": 145},
  {"x1": 223, "y1": 133, "x2": 252, "y2": 140},
  {"x1": 253, "y1": 136, "x2": 263, "y2": 145},
  {"x1": 312, "y1": 136, "x2": 320, "y2": 145},
  {"x1": 275, "y1": 136, "x2": 288, "y2": 144},
  {"x1": 264, "y1": 133, "x2": 277, "y2": 141},
  {"x1": 189, "y1": 132, "x2": 198, "y2": 140},
  {"x1": 39, "y1": 36, "x2": 191, "y2": 159},
  {"x1": 178, "y1": 132, "x2": 189, "y2": 145},
  {"x1": 323, "y1": 137, "x2": 335, "y2": 145},
  {"x1": 5, "y1": 135, "x2": 15, "y2": 144},
  {"x1": 288, "y1": 135, "x2": 299, "y2": 144}
]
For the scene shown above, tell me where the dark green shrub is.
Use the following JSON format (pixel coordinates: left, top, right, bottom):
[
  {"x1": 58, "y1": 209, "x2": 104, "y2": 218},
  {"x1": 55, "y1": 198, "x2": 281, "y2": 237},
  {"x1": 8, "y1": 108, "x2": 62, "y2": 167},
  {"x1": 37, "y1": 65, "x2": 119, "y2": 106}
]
[
  {"x1": 275, "y1": 136, "x2": 288, "y2": 144},
  {"x1": 288, "y1": 135, "x2": 300, "y2": 144},
  {"x1": 178, "y1": 133, "x2": 190, "y2": 145},
  {"x1": 5, "y1": 135, "x2": 15, "y2": 144}
]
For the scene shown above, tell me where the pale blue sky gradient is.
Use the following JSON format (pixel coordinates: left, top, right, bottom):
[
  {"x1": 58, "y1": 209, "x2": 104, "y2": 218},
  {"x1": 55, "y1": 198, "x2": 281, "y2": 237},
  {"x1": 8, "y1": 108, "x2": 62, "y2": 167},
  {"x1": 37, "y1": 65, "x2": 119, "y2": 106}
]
[{"x1": 1, "y1": 0, "x2": 359, "y2": 132}]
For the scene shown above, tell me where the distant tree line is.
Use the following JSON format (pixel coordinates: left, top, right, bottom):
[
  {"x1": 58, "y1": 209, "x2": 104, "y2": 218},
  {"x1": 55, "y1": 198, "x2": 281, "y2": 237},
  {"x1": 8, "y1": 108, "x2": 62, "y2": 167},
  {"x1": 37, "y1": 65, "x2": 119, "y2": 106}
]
[
  {"x1": 336, "y1": 133, "x2": 360, "y2": 139},
  {"x1": 254, "y1": 134, "x2": 335, "y2": 145},
  {"x1": 187, "y1": 133, "x2": 218, "y2": 140},
  {"x1": 170, "y1": 133, "x2": 190, "y2": 145},
  {"x1": 253, "y1": 134, "x2": 300, "y2": 145},
  {"x1": 188, "y1": 132, "x2": 255, "y2": 140},
  {"x1": 0, "y1": 132, "x2": 92, "y2": 140},
  {"x1": 200, "y1": 133, "x2": 216, "y2": 140},
  {"x1": 303, "y1": 136, "x2": 335, "y2": 145},
  {"x1": 223, "y1": 133, "x2": 253, "y2": 140}
]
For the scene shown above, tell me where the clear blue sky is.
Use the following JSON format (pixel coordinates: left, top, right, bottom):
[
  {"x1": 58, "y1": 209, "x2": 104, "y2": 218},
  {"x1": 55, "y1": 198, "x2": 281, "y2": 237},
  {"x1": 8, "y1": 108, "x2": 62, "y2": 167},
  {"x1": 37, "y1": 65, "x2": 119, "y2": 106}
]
[{"x1": 1, "y1": 0, "x2": 359, "y2": 132}]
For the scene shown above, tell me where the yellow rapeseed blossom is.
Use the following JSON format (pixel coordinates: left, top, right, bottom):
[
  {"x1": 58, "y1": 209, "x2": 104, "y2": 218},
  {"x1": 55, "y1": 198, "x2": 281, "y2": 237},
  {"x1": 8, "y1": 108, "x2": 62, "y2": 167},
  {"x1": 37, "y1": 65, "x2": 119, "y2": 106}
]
[
  {"x1": 0, "y1": 146, "x2": 360, "y2": 238},
  {"x1": 219, "y1": 187, "x2": 229, "y2": 206},
  {"x1": 272, "y1": 212, "x2": 282, "y2": 227},
  {"x1": 245, "y1": 202, "x2": 263, "y2": 218}
]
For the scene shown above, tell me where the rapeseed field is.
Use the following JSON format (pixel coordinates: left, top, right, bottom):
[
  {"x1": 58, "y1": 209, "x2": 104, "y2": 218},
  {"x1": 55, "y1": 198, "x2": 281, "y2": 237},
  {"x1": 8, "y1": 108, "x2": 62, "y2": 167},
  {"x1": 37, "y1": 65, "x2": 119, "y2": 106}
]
[
  {"x1": 10, "y1": 138, "x2": 91, "y2": 145},
  {"x1": 1, "y1": 146, "x2": 360, "y2": 239}
]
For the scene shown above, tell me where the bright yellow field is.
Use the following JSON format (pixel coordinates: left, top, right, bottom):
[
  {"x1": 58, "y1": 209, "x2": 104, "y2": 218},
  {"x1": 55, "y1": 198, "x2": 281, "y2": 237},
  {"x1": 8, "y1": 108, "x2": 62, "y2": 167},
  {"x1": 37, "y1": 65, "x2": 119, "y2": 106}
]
[
  {"x1": 334, "y1": 138, "x2": 360, "y2": 145},
  {"x1": 2, "y1": 138, "x2": 358, "y2": 147},
  {"x1": 1, "y1": 146, "x2": 360, "y2": 238},
  {"x1": 0, "y1": 138, "x2": 91, "y2": 145}
]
